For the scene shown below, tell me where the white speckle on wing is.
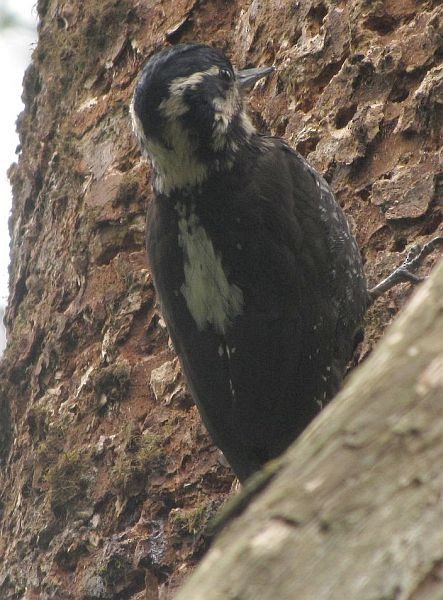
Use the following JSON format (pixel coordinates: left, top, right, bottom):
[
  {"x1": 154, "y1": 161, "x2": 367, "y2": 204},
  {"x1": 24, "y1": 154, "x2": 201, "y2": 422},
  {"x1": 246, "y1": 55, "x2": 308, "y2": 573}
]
[
  {"x1": 218, "y1": 344, "x2": 224, "y2": 357},
  {"x1": 177, "y1": 205, "x2": 244, "y2": 334},
  {"x1": 236, "y1": 243, "x2": 242, "y2": 250},
  {"x1": 229, "y1": 378, "x2": 236, "y2": 400}
]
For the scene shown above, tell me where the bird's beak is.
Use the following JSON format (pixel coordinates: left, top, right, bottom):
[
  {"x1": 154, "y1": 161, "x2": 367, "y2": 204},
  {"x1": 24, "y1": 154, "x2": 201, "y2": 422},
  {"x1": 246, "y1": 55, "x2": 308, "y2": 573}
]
[{"x1": 236, "y1": 65, "x2": 275, "y2": 91}]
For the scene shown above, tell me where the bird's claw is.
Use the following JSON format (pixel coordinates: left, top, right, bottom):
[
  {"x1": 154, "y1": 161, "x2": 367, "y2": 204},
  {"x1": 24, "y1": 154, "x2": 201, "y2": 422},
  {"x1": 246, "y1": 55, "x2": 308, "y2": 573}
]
[
  {"x1": 403, "y1": 244, "x2": 421, "y2": 265},
  {"x1": 397, "y1": 268, "x2": 424, "y2": 284},
  {"x1": 368, "y1": 235, "x2": 443, "y2": 303}
]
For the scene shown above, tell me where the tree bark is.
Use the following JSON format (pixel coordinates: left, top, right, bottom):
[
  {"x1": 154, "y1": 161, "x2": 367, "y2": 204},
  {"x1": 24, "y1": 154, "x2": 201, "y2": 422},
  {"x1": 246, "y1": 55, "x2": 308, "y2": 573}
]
[
  {"x1": 176, "y1": 259, "x2": 443, "y2": 600},
  {"x1": 0, "y1": 0, "x2": 441, "y2": 598}
]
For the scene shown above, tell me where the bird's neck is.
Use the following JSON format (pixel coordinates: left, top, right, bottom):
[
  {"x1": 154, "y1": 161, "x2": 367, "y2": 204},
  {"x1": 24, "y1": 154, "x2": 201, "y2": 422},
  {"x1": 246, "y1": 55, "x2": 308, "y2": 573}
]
[
  {"x1": 147, "y1": 136, "x2": 210, "y2": 196},
  {"x1": 149, "y1": 110, "x2": 258, "y2": 196}
]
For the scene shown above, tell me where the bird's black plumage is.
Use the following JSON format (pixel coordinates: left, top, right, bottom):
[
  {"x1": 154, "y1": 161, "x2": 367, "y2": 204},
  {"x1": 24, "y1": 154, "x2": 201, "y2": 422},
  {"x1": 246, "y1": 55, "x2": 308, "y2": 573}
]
[{"x1": 131, "y1": 43, "x2": 368, "y2": 481}]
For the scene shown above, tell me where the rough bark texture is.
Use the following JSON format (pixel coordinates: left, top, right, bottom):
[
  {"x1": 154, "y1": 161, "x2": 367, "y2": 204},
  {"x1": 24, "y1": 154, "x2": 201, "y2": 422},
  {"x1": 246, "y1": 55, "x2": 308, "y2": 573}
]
[
  {"x1": 176, "y1": 259, "x2": 443, "y2": 600},
  {"x1": 0, "y1": 307, "x2": 5, "y2": 353},
  {"x1": 0, "y1": 0, "x2": 441, "y2": 598}
]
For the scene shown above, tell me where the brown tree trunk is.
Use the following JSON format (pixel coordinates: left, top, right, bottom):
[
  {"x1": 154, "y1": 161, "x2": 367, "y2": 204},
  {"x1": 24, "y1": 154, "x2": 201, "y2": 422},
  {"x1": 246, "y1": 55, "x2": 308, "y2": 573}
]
[
  {"x1": 176, "y1": 259, "x2": 443, "y2": 600},
  {"x1": 0, "y1": 0, "x2": 441, "y2": 598}
]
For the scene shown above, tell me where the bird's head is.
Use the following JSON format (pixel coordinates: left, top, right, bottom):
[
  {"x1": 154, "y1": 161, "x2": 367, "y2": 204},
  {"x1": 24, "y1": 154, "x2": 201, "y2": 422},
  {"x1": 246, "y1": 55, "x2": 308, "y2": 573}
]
[{"x1": 131, "y1": 43, "x2": 273, "y2": 194}]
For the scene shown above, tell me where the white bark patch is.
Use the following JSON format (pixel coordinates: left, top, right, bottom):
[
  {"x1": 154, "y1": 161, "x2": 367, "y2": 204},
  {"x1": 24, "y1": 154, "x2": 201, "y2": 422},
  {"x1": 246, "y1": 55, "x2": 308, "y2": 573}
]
[
  {"x1": 416, "y1": 353, "x2": 443, "y2": 396},
  {"x1": 304, "y1": 477, "x2": 324, "y2": 492},
  {"x1": 177, "y1": 206, "x2": 244, "y2": 334},
  {"x1": 250, "y1": 522, "x2": 291, "y2": 557}
]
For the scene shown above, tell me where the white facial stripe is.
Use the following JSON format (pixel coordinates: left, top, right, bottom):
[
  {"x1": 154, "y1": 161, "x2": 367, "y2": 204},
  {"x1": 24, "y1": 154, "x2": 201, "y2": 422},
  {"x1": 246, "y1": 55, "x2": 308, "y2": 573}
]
[
  {"x1": 140, "y1": 67, "x2": 221, "y2": 193},
  {"x1": 160, "y1": 66, "x2": 220, "y2": 119},
  {"x1": 131, "y1": 88, "x2": 208, "y2": 194},
  {"x1": 213, "y1": 88, "x2": 240, "y2": 123},
  {"x1": 158, "y1": 92, "x2": 188, "y2": 120},
  {"x1": 170, "y1": 66, "x2": 220, "y2": 92},
  {"x1": 177, "y1": 205, "x2": 244, "y2": 334},
  {"x1": 130, "y1": 99, "x2": 148, "y2": 148},
  {"x1": 239, "y1": 110, "x2": 256, "y2": 137},
  {"x1": 131, "y1": 65, "x2": 255, "y2": 193},
  {"x1": 212, "y1": 87, "x2": 242, "y2": 150}
]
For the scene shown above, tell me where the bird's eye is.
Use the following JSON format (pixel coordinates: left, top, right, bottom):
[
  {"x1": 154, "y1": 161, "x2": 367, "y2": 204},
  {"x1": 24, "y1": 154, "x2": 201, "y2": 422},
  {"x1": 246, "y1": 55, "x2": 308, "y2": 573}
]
[{"x1": 219, "y1": 68, "x2": 233, "y2": 82}]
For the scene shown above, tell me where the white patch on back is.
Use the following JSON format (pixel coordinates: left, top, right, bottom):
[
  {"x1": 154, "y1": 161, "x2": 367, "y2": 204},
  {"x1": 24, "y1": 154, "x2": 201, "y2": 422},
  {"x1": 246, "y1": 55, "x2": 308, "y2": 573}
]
[{"x1": 177, "y1": 205, "x2": 244, "y2": 334}]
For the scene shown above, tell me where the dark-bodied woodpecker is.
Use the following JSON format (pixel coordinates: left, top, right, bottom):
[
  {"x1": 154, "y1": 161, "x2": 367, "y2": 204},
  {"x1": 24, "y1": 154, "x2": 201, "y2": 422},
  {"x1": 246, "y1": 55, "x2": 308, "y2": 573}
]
[{"x1": 131, "y1": 43, "x2": 368, "y2": 482}]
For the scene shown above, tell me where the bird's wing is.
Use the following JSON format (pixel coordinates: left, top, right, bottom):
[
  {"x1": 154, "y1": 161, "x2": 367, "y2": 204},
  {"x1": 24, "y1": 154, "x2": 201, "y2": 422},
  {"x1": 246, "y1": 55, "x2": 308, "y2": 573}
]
[
  {"x1": 146, "y1": 140, "x2": 367, "y2": 480},
  {"x1": 216, "y1": 141, "x2": 348, "y2": 460}
]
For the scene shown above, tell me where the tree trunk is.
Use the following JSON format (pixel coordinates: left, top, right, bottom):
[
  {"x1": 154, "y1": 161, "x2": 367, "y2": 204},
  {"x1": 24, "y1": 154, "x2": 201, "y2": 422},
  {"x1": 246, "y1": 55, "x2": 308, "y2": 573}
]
[
  {"x1": 176, "y1": 258, "x2": 443, "y2": 600},
  {"x1": 0, "y1": 0, "x2": 441, "y2": 598}
]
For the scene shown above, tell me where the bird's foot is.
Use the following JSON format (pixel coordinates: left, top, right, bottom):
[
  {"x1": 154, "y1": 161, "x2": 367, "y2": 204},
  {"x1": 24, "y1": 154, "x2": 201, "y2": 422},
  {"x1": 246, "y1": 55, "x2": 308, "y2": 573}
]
[{"x1": 368, "y1": 235, "x2": 443, "y2": 303}]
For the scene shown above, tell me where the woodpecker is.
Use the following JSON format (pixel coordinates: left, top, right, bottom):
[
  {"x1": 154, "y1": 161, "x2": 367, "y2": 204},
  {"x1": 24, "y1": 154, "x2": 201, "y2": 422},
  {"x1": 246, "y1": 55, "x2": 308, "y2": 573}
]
[{"x1": 131, "y1": 43, "x2": 369, "y2": 482}]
